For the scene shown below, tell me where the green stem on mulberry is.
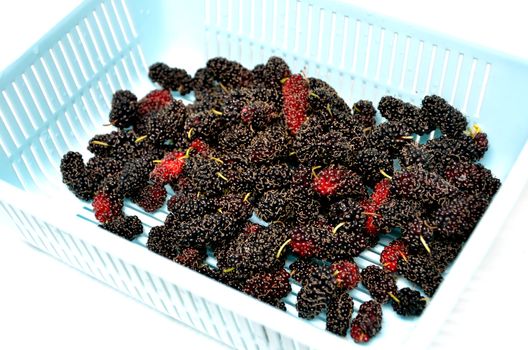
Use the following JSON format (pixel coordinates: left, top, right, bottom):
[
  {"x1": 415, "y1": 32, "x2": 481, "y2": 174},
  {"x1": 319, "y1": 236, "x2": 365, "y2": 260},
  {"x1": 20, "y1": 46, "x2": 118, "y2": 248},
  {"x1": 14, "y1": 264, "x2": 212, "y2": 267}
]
[
  {"x1": 311, "y1": 165, "x2": 322, "y2": 178},
  {"x1": 218, "y1": 82, "x2": 229, "y2": 93},
  {"x1": 332, "y1": 222, "x2": 346, "y2": 235},
  {"x1": 380, "y1": 169, "x2": 393, "y2": 180},
  {"x1": 90, "y1": 140, "x2": 109, "y2": 147},
  {"x1": 216, "y1": 172, "x2": 229, "y2": 182},
  {"x1": 388, "y1": 292, "x2": 400, "y2": 303},
  {"x1": 210, "y1": 156, "x2": 224, "y2": 164},
  {"x1": 326, "y1": 104, "x2": 333, "y2": 117},
  {"x1": 276, "y1": 239, "x2": 292, "y2": 259},
  {"x1": 420, "y1": 235, "x2": 432, "y2": 255},
  {"x1": 243, "y1": 192, "x2": 251, "y2": 202},
  {"x1": 211, "y1": 108, "x2": 223, "y2": 116},
  {"x1": 134, "y1": 135, "x2": 147, "y2": 143}
]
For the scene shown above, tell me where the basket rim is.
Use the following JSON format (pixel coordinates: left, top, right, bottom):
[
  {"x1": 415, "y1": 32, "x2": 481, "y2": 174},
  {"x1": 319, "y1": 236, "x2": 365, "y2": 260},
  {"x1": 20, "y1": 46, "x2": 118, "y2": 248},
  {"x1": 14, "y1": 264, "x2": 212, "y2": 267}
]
[
  {"x1": 2, "y1": 0, "x2": 528, "y2": 348},
  {"x1": 1, "y1": 140, "x2": 527, "y2": 350}
]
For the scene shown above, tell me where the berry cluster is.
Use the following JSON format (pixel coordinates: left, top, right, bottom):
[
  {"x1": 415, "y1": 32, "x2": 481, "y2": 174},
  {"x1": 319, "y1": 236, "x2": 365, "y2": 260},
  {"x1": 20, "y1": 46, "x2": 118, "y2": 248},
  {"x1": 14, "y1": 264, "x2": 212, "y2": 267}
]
[{"x1": 60, "y1": 56, "x2": 501, "y2": 344}]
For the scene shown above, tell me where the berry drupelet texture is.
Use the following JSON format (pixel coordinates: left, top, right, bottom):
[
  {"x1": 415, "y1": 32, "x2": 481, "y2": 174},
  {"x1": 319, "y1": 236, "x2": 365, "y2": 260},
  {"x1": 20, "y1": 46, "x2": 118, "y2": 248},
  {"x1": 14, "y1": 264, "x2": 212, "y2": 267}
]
[
  {"x1": 289, "y1": 259, "x2": 321, "y2": 286},
  {"x1": 391, "y1": 287, "x2": 426, "y2": 316},
  {"x1": 148, "y1": 62, "x2": 193, "y2": 95},
  {"x1": 326, "y1": 292, "x2": 354, "y2": 336},
  {"x1": 296, "y1": 268, "x2": 338, "y2": 319},
  {"x1": 330, "y1": 260, "x2": 361, "y2": 290},
  {"x1": 398, "y1": 254, "x2": 443, "y2": 297},
  {"x1": 361, "y1": 265, "x2": 397, "y2": 304},
  {"x1": 351, "y1": 300, "x2": 383, "y2": 343},
  {"x1": 58, "y1": 56, "x2": 502, "y2": 340},
  {"x1": 108, "y1": 90, "x2": 138, "y2": 128},
  {"x1": 380, "y1": 240, "x2": 408, "y2": 272},
  {"x1": 100, "y1": 215, "x2": 143, "y2": 240},
  {"x1": 147, "y1": 225, "x2": 179, "y2": 260},
  {"x1": 60, "y1": 151, "x2": 96, "y2": 201},
  {"x1": 243, "y1": 269, "x2": 291, "y2": 307},
  {"x1": 283, "y1": 74, "x2": 310, "y2": 135},
  {"x1": 174, "y1": 248, "x2": 206, "y2": 270}
]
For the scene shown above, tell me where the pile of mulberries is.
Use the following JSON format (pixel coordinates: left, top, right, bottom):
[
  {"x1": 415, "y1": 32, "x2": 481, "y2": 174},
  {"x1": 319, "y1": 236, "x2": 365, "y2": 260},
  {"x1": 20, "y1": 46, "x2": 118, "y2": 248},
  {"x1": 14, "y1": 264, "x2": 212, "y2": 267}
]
[{"x1": 59, "y1": 56, "x2": 501, "y2": 344}]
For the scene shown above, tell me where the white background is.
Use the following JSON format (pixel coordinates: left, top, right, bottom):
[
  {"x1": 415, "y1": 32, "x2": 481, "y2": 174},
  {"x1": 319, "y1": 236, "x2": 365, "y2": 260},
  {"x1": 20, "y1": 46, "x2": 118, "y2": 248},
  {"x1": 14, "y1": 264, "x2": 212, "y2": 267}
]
[{"x1": 1, "y1": 1, "x2": 527, "y2": 349}]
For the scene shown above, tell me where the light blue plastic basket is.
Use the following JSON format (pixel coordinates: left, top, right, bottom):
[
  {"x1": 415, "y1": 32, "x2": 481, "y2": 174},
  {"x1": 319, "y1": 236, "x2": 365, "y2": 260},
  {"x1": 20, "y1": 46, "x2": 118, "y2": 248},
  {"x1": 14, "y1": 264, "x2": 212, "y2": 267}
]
[{"x1": 1, "y1": 1, "x2": 527, "y2": 349}]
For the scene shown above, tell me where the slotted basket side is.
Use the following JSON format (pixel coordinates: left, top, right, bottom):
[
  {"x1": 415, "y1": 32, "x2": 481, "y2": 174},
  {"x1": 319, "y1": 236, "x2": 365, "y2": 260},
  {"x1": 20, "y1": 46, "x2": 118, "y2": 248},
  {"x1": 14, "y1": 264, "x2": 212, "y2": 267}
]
[
  {"x1": 0, "y1": 0, "x2": 149, "y2": 192},
  {"x1": 202, "y1": 0, "x2": 528, "y2": 179},
  {"x1": 0, "y1": 179, "x2": 357, "y2": 350},
  {"x1": 1, "y1": 0, "x2": 528, "y2": 189},
  {"x1": 1, "y1": 204, "x2": 276, "y2": 349}
]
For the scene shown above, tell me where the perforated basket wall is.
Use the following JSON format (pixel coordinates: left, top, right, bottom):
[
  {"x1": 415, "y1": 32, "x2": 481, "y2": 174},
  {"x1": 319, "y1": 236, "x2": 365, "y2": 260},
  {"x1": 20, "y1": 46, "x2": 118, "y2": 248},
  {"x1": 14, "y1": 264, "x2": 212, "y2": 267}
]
[{"x1": 1, "y1": 1, "x2": 527, "y2": 349}]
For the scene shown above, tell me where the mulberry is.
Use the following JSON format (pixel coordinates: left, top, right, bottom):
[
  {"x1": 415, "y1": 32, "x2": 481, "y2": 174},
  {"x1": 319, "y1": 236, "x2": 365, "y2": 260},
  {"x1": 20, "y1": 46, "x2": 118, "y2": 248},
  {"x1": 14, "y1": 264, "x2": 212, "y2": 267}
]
[
  {"x1": 326, "y1": 292, "x2": 354, "y2": 336},
  {"x1": 148, "y1": 62, "x2": 193, "y2": 95},
  {"x1": 398, "y1": 254, "x2": 443, "y2": 296},
  {"x1": 100, "y1": 215, "x2": 143, "y2": 240},
  {"x1": 361, "y1": 265, "x2": 397, "y2": 304},
  {"x1": 391, "y1": 287, "x2": 426, "y2": 316},
  {"x1": 296, "y1": 268, "x2": 338, "y2": 319},
  {"x1": 108, "y1": 90, "x2": 138, "y2": 128},
  {"x1": 350, "y1": 300, "x2": 383, "y2": 343},
  {"x1": 60, "y1": 151, "x2": 95, "y2": 201}
]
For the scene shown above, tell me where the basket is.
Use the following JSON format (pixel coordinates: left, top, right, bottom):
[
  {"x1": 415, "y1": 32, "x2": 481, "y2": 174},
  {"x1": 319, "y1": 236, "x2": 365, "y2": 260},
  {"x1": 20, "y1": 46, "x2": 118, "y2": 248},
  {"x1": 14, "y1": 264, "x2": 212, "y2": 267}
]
[{"x1": 1, "y1": 0, "x2": 527, "y2": 349}]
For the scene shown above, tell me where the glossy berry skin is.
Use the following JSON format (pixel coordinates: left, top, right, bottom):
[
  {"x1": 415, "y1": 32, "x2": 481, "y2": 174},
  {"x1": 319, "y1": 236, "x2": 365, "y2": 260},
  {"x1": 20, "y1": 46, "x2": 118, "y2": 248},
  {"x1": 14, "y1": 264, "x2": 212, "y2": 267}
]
[
  {"x1": 351, "y1": 300, "x2": 383, "y2": 343},
  {"x1": 291, "y1": 231, "x2": 318, "y2": 257},
  {"x1": 361, "y1": 265, "x2": 397, "y2": 304},
  {"x1": 189, "y1": 139, "x2": 210, "y2": 157},
  {"x1": 371, "y1": 178, "x2": 391, "y2": 206},
  {"x1": 312, "y1": 167, "x2": 365, "y2": 199},
  {"x1": 109, "y1": 90, "x2": 138, "y2": 128},
  {"x1": 243, "y1": 269, "x2": 291, "y2": 304},
  {"x1": 290, "y1": 223, "x2": 330, "y2": 258},
  {"x1": 150, "y1": 151, "x2": 187, "y2": 184},
  {"x1": 380, "y1": 240, "x2": 408, "y2": 272},
  {"x1": 330, "y1": 260, "x2": 361, "y2": 290},
  {"x1": 361, "y1": 200, "x2": 379, "y2": 235},
  {"x1": 326, "y1": 292, "x2": 354, "y2": 336},
  {"x1": 313, "y1": 170, "x2": 339, "y2": 196},
  {"x1": 132, "y1": 183, "x2": 167, "y2": 213},
  {"x1": 243, "y1": 223, "x2": 261, "y2": 236},
  {"x1": 360, "y1": 179, "x2": 392, "y2": 236},
  {"x1": 283, "y1": 74, "x2": 309, "y2": 135},
  {"x1": 100, "y1": 215, "x2": 143, "y2": 240},
  {"x1": 391, "y1": 288, "x2": 426, "y2": 316},
  {"x1": 296, "y1": 268, "x2": 338, "y2": 319},
  {"x1": 93, "y1": 192, "x2": 121, "y2": 224},
  {"x1": 138, "y1": 89, "x2": 172, "y2": 116},
  {"x1": 289, "y1": 259, "x2": 320, "y2": 286}
]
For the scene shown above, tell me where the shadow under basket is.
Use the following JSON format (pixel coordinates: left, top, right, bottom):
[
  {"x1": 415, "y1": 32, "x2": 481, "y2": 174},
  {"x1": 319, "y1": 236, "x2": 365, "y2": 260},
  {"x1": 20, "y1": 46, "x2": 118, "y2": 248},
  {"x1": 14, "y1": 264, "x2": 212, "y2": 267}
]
[{"x1": 1, "y1": 0, "x2": 528, "y2": 349}]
